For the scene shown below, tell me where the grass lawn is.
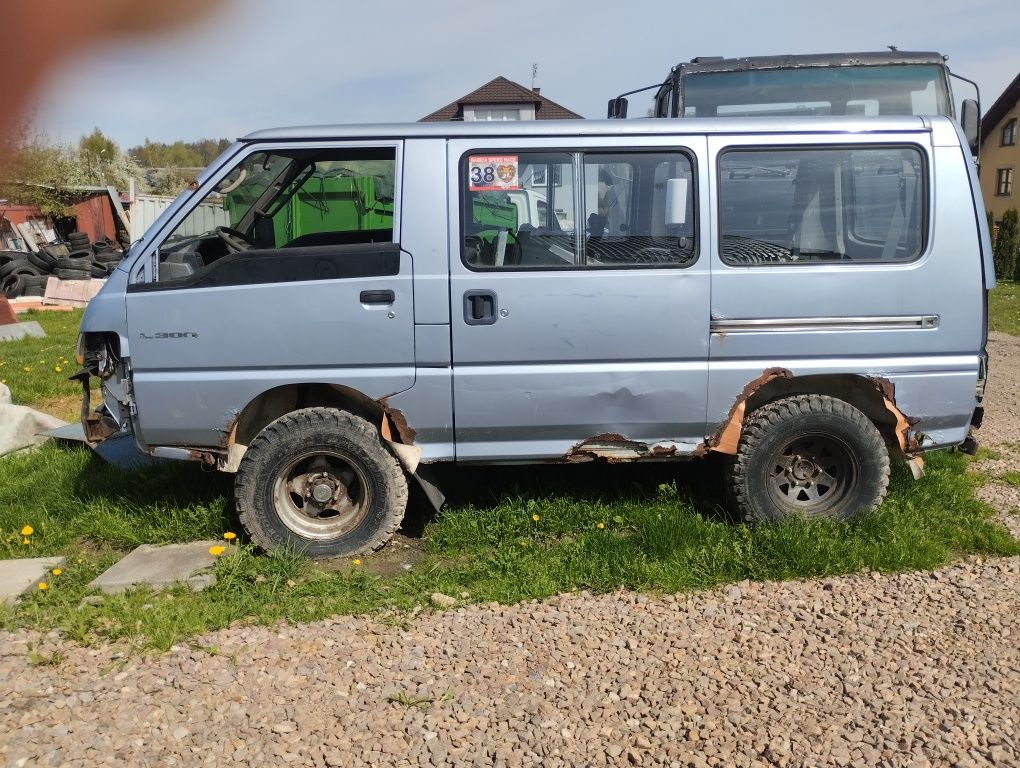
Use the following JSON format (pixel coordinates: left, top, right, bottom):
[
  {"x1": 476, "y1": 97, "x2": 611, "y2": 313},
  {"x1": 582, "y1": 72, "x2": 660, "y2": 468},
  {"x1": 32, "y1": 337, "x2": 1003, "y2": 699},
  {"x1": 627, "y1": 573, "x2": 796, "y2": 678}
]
[
  {"x1": 1, "y1": 300, "x2": 1018, "y2": 651},
  {"x1": 989, "y1": 280, "x2": 1020, "y2": 336}
]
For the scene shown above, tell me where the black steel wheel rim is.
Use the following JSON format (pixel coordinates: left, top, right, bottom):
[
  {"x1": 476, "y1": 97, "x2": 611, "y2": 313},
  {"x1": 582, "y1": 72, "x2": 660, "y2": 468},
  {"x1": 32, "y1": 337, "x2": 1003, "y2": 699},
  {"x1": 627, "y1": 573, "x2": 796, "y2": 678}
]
[{"x1": 766, "y1": 432, "x2": 858, "y2": 518}]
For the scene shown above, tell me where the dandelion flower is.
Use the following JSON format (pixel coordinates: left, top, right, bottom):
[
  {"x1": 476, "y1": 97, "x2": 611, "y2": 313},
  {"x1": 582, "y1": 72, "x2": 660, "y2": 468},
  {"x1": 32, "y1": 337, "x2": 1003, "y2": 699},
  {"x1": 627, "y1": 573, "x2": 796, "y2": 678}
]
[
  {"x1": 351, "y1": 558, "x2": 362, "y2": 566},
  {"x1": 208, "y1": 545, "x2": 226, "y2": 557},
  {"x1": 531, "y1": 514, "x2": 540, "y2": 522},
  {"x1": 51, "y1": 568, "x2": 62, "y2": 576},
  {"x1": 223, "y1": 532, "x2": 237, "y2": 541},
  {"x1": 22, "y1": 366, "x2": 30, "y2": 373},
  {"x1": 38, "y1": 582, "x2": 48, "y2": 591},
  {"x1": 54, "y1": 366, "x2": 62, "y2": 373},
  {"x1": 21, "y1": 525, "x2": 33, "y2": 536},
  {"x1": 22, "y1": 538, "x2": 30, "y2": 545},
  {"x1": 596, "y1": 522, "x2": 605, "y2": 530}
]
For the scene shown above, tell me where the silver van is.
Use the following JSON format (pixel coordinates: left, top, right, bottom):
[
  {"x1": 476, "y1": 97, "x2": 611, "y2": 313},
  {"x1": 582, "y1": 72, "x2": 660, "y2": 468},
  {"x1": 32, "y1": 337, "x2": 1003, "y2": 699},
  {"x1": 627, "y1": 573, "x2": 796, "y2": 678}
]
[{"x1": 75, "y1": 116, "x2": 993, "y2": 556}]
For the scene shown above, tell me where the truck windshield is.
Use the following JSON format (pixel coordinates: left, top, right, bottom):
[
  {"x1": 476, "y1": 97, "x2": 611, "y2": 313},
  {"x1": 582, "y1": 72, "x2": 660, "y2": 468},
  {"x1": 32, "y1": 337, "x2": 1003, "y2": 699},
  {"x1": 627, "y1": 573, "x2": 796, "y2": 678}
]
[{"x1": 681, "y1": 64, "x2": 950, "y2": 117}]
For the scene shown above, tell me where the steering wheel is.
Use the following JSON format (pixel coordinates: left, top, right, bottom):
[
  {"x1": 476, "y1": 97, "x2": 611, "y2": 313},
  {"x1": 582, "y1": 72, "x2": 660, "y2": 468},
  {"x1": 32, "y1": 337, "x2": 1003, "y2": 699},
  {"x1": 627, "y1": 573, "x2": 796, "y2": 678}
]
[{"x1": 215, "y1": 226, "x2": 255, "y2": 253}]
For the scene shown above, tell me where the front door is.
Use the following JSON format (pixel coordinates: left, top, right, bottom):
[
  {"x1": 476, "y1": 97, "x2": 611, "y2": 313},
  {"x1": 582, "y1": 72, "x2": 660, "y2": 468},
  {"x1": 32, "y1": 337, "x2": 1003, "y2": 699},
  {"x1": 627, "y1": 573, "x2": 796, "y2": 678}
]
[
  {"x1": 124, "y1": 143, "x2": 415, "y2": 448},
  {"x1": 448, "y1": 138, "x2": 710, "y2": 461}
]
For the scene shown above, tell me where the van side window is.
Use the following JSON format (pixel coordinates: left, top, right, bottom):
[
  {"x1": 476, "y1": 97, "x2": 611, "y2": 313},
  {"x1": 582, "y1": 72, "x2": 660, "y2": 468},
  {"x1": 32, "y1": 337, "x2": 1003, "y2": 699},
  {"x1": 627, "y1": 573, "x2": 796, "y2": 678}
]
[
  {"x1": 461, "y1": 151, "x2": 696, "y2": 269},
  {"x1": 718, "y1": 146, "x2": 925, "y2": 265},
  {"x1": 148, "y1": 148, "x2": 396, "y2": 287}
]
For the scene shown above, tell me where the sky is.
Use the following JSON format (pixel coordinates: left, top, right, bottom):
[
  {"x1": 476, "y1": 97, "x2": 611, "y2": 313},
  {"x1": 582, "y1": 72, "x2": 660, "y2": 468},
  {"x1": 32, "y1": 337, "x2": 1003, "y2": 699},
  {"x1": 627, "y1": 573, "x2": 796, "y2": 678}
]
[{"x1": 29, "y1": 0, "x2": 1020, "y2": 149}]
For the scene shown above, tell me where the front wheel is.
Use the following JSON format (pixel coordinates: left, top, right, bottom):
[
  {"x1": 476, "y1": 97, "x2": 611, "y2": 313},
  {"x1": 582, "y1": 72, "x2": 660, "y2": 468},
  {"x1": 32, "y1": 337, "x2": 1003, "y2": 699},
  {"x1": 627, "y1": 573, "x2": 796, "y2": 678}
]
[
  {"x1": 235, "y1": 408, "x2": 408, "y2": 557},
  {"x1": 728, "y1": 394, "x2": 890, "y2": 523}
]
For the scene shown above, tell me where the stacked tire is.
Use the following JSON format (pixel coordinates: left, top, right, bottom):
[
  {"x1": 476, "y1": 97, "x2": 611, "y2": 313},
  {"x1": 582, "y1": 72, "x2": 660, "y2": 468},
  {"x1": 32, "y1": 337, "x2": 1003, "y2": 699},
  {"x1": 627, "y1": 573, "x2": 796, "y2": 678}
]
[
  {"x1": 0, "y1": 231, "x2": 124, "y2": 298},
  {"x1": 1, "y1": 251, "x2": 48, "y2": 299}
]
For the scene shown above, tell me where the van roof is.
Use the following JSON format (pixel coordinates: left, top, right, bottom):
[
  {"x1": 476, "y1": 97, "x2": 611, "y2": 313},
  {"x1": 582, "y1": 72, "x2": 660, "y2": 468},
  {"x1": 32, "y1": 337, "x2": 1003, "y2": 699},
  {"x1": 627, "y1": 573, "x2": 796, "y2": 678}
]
[{"x1": 242, "y1": 116, "x2": 935, "y2": 142}]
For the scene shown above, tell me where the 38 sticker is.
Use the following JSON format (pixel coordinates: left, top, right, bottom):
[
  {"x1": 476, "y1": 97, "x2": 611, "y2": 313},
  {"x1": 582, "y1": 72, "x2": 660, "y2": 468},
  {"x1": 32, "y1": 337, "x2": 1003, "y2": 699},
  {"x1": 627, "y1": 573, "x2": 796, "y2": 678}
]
[{"x1": 468, "y1": 155, "x2": 519, "y2": 191}]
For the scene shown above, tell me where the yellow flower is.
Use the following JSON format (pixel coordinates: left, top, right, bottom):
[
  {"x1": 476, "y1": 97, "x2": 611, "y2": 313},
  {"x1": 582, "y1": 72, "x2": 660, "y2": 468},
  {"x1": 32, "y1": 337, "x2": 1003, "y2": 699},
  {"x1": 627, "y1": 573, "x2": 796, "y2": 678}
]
[
  {"x1": 38, "y1": 582, "x2": 48, "y2": 591},
  {"x1": 54, "y1": 366, "x2": 62, "y2": 373},
  {"x1": 22, "y1": 366, "x2": 30, "y2": 373},
  {"x1": 21, "y1": 525, "x2": 33, "y2": 536},
  {"x1": 596, "y1": 522, "x2": 605, "y2": 530},
  {"x1": 22, "y1": 538, "x2": 30, "y2": 545},
  {"x1": 351, "y1": 558, "x2": 362, "y2": 566},
  {"x1": 208, "y1": 545, "x2": 226, "y2": 556},
  {"x1": 51, "y1": 568, "x2": 62, "y2": 576},
  {"x1": 531, "y1": 514, "x2": 540, "y2": 522},
  {"x1": 223, "y1": 532, "x2": 237, "y2": 541}
]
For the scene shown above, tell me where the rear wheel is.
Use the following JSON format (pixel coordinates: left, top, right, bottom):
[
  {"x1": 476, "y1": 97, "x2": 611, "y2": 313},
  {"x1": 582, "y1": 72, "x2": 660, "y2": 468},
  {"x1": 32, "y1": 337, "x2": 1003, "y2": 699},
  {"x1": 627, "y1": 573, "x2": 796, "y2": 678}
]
[
  {"x1": 235, "y1": 408, "x2": 408, "y2": 557},
  {"x1": 728, "y1": 394, "x2": 889, "y2": 522}
]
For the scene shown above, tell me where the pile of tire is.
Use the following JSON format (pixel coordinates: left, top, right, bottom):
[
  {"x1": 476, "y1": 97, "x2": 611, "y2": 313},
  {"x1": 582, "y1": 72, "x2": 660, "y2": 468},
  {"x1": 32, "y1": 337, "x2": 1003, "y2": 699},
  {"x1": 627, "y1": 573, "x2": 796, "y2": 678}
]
[{"x1": 0, "y1": 232, "x2": 124, "y2": 298}]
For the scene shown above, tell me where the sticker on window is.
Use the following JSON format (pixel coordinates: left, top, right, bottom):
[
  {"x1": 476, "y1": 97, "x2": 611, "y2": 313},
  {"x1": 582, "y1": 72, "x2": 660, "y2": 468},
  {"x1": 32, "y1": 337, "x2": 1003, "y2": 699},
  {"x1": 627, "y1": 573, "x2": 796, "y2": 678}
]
[{"x1": 468, "y1": 155, "x2": 519, "y2": 191}]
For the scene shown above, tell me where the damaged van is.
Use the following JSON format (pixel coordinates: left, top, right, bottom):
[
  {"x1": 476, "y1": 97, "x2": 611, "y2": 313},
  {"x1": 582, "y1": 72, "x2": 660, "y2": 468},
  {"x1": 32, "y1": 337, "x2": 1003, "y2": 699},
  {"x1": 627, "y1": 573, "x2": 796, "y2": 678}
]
[{"x1": 75, "y1": 116, "x2": 993, "y2": 556}]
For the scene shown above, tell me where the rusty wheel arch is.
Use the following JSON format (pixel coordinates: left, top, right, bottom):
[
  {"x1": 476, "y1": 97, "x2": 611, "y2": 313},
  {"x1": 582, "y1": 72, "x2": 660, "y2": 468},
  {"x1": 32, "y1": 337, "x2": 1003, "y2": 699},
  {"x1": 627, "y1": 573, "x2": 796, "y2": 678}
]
[
  {"x1": 220, "y1": 383, "x2": 416, "y2": 472},
  {"x1": 708, "y1": 371, "x2": 923, "y2": 474}
]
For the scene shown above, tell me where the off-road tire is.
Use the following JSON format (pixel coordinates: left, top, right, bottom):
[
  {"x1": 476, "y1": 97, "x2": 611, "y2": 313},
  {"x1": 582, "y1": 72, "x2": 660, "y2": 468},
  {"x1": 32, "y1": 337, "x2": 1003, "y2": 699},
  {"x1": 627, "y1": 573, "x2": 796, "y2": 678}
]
[
  {"x1": 235, "y1": 407, "x2": 408, "y2": 558},
  {"x1": 728, "y1": 394, "x2": 889, "y2": 523}
]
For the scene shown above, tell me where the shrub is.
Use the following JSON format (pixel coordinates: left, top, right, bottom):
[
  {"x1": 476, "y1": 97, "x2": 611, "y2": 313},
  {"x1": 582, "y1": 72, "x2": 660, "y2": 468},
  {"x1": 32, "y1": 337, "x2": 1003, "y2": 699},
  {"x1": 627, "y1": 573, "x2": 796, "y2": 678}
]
[{"x1": 993, "y1": 208, "x2": 1019, "y2": 281}]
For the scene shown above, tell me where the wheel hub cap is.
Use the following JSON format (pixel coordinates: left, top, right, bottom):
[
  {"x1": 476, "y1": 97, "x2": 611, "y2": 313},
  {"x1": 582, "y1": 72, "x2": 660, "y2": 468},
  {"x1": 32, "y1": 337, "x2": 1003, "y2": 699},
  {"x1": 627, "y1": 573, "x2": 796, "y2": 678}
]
[{"x1": 310, "y1": 479, "x2": 335, "y2": 504}]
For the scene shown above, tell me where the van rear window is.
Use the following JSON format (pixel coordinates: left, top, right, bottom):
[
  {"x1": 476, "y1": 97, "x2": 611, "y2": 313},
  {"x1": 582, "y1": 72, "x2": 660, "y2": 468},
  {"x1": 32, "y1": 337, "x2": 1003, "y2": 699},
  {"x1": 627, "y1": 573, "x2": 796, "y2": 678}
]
[{"x1": 718, "y1": 146, "x2": 925, "y2": 266}]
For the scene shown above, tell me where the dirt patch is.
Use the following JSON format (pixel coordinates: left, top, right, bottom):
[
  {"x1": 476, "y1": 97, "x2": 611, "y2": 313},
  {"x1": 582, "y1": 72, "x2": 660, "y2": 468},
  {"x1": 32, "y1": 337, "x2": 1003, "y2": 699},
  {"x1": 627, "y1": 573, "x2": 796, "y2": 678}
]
[
  {"x1": 30, "y1": 394, "x2": 81, "y2": 424},
  {"x1": 316, "y1": 534, "x2": 426, "y2": 578}
]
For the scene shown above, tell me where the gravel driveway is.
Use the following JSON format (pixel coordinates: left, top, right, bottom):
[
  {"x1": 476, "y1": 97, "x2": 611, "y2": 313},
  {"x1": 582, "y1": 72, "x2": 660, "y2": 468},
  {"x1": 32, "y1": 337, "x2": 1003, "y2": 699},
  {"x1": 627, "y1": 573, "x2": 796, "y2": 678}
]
[{"x1": 2, "y1": 339, "x2": 1019, "y2": 768}]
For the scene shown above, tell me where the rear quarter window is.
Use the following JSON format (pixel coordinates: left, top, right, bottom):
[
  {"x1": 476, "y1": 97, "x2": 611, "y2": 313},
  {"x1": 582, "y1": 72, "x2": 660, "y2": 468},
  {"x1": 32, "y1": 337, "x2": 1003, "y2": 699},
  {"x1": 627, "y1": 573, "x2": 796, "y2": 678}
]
[{"x1": 718, "y1": 145, "x2": 926, "y2": 266}]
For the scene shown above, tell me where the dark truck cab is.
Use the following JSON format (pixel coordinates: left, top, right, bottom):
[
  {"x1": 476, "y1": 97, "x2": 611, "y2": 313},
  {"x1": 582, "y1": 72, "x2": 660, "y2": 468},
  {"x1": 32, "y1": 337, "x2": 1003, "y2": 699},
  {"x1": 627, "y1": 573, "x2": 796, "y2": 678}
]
[{"x1": 608, "y1": 51, "x2": 981, "y2": 153}]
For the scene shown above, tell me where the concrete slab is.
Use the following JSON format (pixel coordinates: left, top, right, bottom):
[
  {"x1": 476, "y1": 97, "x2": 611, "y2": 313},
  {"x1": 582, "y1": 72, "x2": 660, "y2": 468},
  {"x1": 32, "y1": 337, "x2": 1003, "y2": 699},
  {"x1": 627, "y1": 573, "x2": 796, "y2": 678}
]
[
  {"x1": 88, "y1": 541, "x2": 229, "y2": 594},
  {"x1": 0, "y1": 557, "x2": 66, "y2": 607},
  {"x1": 0, "y1": 320, "x2": 45, "y2": 342}
]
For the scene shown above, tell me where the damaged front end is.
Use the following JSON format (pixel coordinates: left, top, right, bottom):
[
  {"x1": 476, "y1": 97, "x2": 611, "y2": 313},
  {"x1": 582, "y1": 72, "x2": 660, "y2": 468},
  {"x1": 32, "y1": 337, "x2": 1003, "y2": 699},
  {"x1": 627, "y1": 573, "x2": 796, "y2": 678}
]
[{"x1": 72, "y1": 331, "x2": 131, "y2": 446}]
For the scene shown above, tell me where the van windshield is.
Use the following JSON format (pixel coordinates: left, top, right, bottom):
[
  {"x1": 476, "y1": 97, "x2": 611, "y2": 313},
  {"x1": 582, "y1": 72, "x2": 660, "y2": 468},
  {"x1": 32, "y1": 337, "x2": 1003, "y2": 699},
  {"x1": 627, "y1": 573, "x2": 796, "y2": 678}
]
[{"x1": 681, "y1": 64, "x2": 950, "y2": 117}]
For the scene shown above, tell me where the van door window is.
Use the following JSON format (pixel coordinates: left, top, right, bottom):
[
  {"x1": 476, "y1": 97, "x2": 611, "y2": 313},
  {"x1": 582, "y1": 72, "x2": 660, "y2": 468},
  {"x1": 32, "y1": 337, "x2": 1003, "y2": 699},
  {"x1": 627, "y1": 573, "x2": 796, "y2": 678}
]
[
  {"x1": 147, "y1": 148, "x2": 396, "y2": 287},
  {"x1": 461, "y1": 151, "x2": 696, "y2": 269},
  {"x1": 718, "y1": 145, "x2": 925, "y2": 265}
]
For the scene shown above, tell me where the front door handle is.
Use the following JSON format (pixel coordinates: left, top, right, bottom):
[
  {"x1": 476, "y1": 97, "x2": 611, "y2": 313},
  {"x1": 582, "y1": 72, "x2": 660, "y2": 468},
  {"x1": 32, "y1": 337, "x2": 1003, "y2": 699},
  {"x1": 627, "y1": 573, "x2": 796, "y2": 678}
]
[
  {"x1": 464, "y1": 290, "x2": 497, "y2": 325},
  {"x1": 360, "y1": 289, "x2": 395, "y2": 304}
]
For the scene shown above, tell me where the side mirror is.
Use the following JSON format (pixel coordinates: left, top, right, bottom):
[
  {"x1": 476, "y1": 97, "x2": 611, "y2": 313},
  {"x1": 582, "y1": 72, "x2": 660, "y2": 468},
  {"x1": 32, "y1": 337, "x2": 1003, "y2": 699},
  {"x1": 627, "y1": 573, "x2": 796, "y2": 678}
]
[
  {"x1": 665, "y1": 178, "x2": 688, "y2": 226},
  {"x1": 607, "y1": 97, "x2": 629, "y2": 119},
  {"x1": 961, "y1": 99, "x2": 980, "y2": 156}
]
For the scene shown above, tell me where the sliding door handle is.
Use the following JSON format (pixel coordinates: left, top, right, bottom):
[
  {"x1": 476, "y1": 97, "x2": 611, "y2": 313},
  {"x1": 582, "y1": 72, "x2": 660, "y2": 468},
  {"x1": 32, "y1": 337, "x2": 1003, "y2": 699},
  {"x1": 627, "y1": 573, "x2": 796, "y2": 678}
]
[{"x1": 360, "y1": 289, "x2": 395, "y2": 304}]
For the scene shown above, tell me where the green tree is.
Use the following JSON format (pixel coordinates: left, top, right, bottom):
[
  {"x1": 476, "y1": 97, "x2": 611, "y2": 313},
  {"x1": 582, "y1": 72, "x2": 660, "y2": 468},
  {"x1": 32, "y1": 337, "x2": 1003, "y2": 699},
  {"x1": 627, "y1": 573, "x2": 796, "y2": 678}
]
[
  {"x1": 79, "y1": 127, "x2": 117, "y2": 164},
  {"x1": 994, "y1": 208, "x2": 1019, "y2": 282}
]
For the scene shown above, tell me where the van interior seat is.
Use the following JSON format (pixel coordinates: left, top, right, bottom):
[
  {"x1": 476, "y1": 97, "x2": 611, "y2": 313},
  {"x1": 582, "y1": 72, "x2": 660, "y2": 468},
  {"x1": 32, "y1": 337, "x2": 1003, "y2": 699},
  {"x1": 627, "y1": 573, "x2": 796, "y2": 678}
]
[
  {"x1": 160, "y1": 251, "x2": 204, "y2": 279},
  {"x1": 788, "y1": 156, "x2": 842, "y2": 259}
]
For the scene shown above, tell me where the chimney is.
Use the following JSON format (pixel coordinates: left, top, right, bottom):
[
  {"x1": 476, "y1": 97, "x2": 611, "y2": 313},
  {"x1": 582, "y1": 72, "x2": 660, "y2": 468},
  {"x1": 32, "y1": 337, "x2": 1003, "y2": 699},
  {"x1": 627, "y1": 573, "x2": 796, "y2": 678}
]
[{"x1": 532, "y1": 87, "x2": 541, "y2": 96}]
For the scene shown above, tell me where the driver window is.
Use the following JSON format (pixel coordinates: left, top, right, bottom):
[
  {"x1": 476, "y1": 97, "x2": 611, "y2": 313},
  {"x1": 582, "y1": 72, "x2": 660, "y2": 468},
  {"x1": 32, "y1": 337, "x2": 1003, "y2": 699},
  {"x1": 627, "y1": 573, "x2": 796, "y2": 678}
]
[{"x1": 152, "y1": 148, "x2": 396, "y2": 285}]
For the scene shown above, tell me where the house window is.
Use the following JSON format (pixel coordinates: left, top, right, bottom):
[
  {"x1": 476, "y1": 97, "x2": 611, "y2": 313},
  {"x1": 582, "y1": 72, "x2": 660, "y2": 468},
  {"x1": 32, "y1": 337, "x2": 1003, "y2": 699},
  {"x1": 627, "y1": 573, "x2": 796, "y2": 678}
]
[
  {"x1": 476, "y1": 108, "x2": 520, "y2": 121},
  {"x1": 996, "y1": 168, "x2": 1015, "y2": 197},
  {"x1": 1002, "y1": 119, "x2": 1018, "y2": 147}
]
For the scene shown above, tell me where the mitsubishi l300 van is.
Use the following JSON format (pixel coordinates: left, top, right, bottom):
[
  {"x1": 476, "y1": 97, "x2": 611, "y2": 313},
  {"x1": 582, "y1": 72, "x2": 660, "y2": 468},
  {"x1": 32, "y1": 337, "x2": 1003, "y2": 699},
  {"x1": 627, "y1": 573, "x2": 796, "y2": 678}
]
[{"x1": 75, "y1": 116, "x2": 993, "y2": 557}]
